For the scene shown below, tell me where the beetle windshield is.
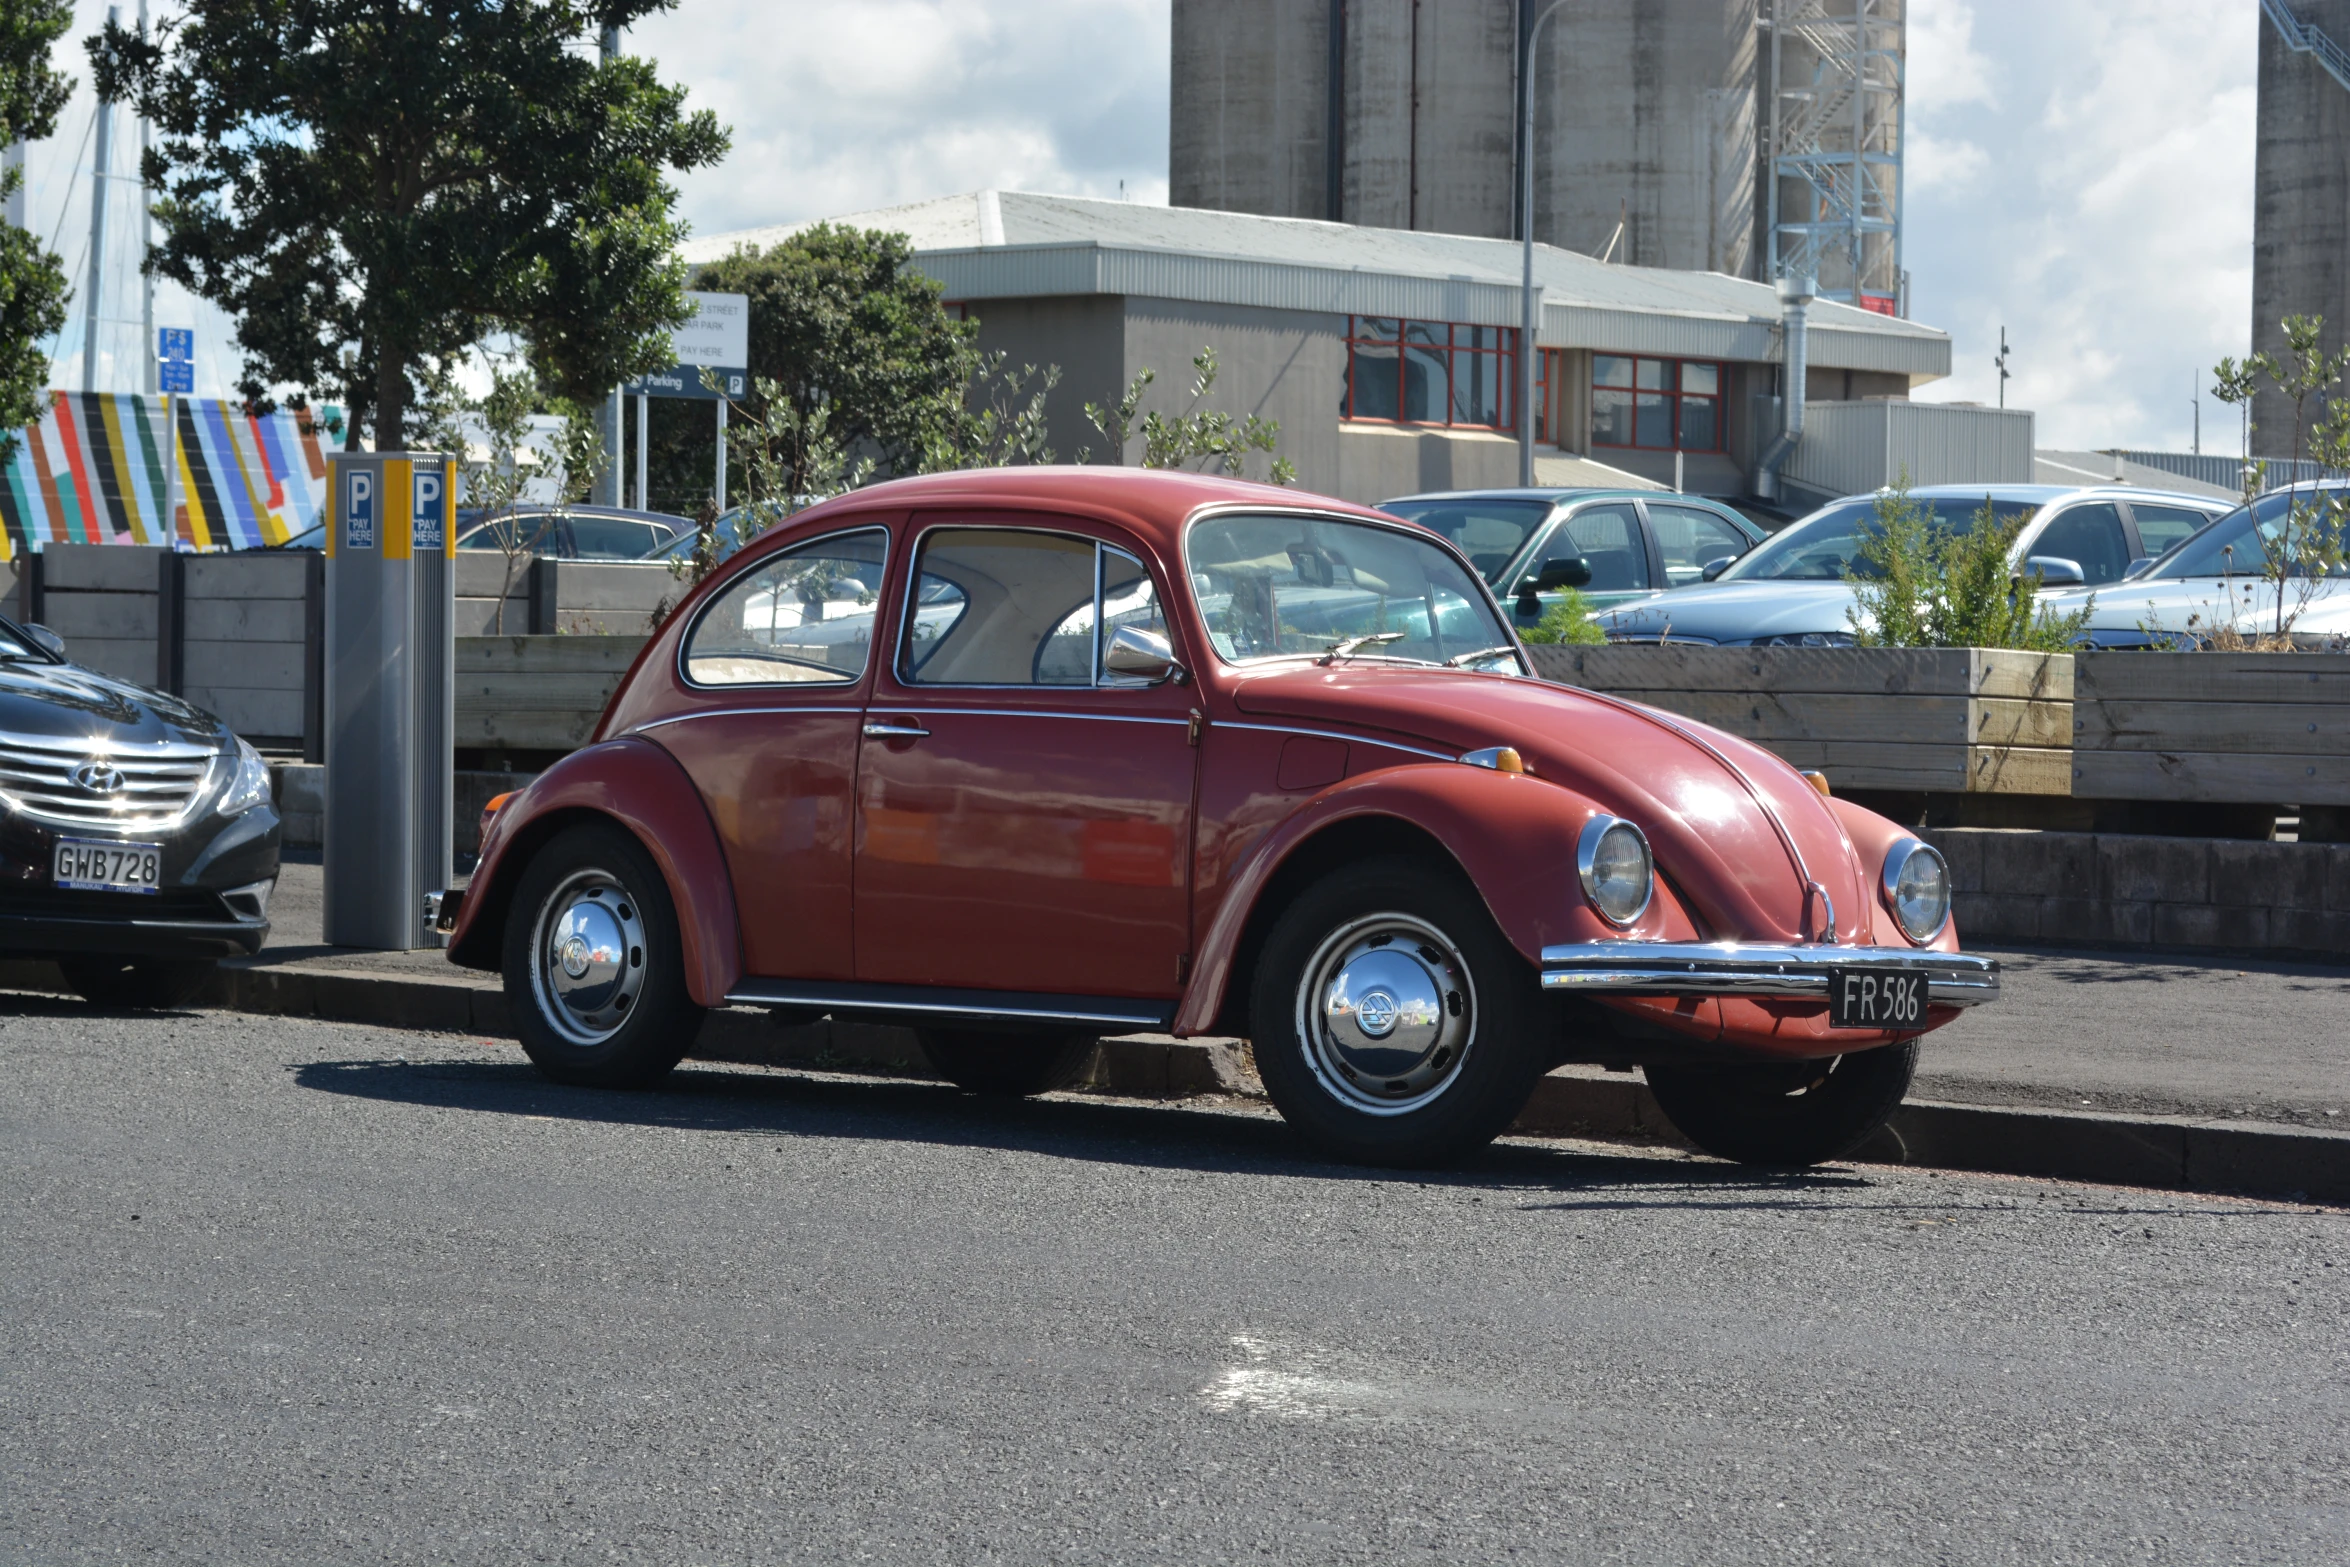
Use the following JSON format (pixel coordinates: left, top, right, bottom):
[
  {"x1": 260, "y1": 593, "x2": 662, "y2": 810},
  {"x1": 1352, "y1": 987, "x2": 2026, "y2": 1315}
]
[
  {"x1": 1186, "y1": 513, "x2": 1513, "y2": 666},
  {"x1": 1719, "y1": 494, "x2": 2039, "y2": 582},
  {"x1": 1375, "y1": 498, "x2": 1552, "y2": 585}
]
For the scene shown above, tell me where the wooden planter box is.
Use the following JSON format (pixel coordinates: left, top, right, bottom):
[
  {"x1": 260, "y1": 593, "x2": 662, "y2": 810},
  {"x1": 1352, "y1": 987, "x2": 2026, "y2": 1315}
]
[
  {"x1": 1526, "y1": 644, "x2": 2074, "y2": 796},
  {"x1": 2074, "y1": 651, "x2": 2350, "y2": 807},
  {"x1": 457, "y1": 634, "x2": 650, "y2": 751}
]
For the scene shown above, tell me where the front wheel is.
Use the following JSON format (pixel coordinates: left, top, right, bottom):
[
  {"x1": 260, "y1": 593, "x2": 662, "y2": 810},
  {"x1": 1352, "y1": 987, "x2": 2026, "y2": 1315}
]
[
  {"x1": 1250, "y1": 857, "x2": 1551, "y2": 1167},
  {"x1": 1645, "y1": 1041, "x2": 1917, "y2": 1168},
  {"x1": 502, "y1": 822, "x2": 705, "y2": 1088},
  {"x1": 58, "y1": 956, "x2": 215, "y2": 1010}
]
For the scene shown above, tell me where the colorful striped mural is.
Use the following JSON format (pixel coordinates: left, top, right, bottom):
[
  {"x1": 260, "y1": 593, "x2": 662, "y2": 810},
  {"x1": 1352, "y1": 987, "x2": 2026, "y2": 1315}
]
[{"x1": 0, "y1": 392, "x2": 330, "y2": 558}]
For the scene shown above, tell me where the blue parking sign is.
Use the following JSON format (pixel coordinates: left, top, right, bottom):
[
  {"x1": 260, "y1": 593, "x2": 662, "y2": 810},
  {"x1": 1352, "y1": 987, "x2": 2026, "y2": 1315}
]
[
  {"x1": 159, "y1": 360, "x2": 193, "y2": 394},
  {"x1": 412, "y1": 466, "x2": 445, "y2": 551},
  {"x1": 157, "y1": 327, "x2": 193, "y2": 363},
  {"x1": 344, "y1": 469, "x2": 375, "y2": 552}
]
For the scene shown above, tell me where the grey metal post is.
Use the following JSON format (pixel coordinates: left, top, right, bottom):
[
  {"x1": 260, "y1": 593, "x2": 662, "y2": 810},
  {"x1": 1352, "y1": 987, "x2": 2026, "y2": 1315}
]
[
  {"x1": 323, "y1": 451, "x2": 456, "y2": 950},
  {"x1": 1518, "y1": 1, "x2": 1567, "y2": 486},
  {"x1": 636, "y1": 392, "x2": 649, "y2": 509},
  {"x1": 139, "y1": 0, "x2": 154, "y2": 396},
  {"x1": 592, "y1": 22, "x2": 624, "y2": 509},
  {"x1": 83, "y1": 5, "x2": 117, "y2": 395},
  {"x1": 715, "y1": 398, "x2": 728, "y2": 509}
]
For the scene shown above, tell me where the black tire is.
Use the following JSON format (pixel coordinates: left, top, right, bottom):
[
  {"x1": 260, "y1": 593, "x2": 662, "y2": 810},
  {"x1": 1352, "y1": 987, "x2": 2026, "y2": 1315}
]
[
  {"x1": 916, "y1": 1029, "x2": 1097, "y2": 1096},
  {"x1": 1250, "y1": 856, "x2": 1550, "y2": 1167},
  {"x1": 1645, "y1": 1041, "x2": 1917, "y2": 1168},
  {"x1": 502, "y1": 821, "x2": 705, "y2": 1088},
  {"x1": 58, "y1": 956, "x2": 215, "y2": 1010}
]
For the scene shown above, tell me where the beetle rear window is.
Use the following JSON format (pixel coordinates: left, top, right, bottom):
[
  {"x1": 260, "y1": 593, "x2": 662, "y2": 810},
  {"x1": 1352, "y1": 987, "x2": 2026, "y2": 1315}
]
[{"x1": 683, "y1": 528, "x2": 888, "y2": 686}]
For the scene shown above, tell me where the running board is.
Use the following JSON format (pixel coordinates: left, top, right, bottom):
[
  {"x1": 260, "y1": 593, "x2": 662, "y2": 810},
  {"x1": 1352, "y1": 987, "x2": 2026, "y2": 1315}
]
[{"x1": 724, "y1": 978, "x2": 1175, "y2": 1033}]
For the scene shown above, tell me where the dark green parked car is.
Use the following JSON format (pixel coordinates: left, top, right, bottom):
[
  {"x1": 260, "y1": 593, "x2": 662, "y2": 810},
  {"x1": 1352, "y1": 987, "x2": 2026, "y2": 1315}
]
[{"x1": 1379, "y1": 487, "x2": 1766, "y2": 632}]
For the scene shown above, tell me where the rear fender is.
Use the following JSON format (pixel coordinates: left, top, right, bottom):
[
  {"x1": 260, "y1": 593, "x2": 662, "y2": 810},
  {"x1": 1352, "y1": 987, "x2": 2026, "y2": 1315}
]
[
  {"x1": 1172, "y1": 763, "x2": 1704, "y2": 1036},
  {"x1": 447, "y1": 737, "x2": 742, "y2": 1006}
]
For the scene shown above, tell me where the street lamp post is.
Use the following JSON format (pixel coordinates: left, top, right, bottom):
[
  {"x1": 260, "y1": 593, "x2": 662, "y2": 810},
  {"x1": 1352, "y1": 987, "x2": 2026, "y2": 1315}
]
[{"x1": 1518, "y1": 0, "x2": 1570, "y2": 488}]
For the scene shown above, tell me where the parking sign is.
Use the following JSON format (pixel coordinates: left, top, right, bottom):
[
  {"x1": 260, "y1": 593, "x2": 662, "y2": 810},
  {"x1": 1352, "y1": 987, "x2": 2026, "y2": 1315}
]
[
  {"x1": 412, "y1": 465, "x2": 445, "y2": 552},
  {"x1": 344, "y1": 469, "x2": 375, "y2": 552}
]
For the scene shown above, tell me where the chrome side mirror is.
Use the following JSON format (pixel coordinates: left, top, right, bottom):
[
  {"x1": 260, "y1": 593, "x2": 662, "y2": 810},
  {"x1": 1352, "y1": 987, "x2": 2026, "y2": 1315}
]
[
  {"x1": 1700, "y1": 555, "x2": 1736, "y2": 582},
  {"x1": 2022, "y1": 555, "x2": 2086, "y2": 588},
  {"x1": 1102, "y1": 624, "x2": 1184, "y2": 684},
  {"x1": 23, "y1": 623, "x2": 64, "y2": 659}
]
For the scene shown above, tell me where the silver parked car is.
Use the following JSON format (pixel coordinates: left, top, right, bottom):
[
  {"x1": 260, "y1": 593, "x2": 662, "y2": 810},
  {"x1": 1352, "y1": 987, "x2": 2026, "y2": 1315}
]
[
  {"x1": 1592, "y1": 484, "x2": 2233, "y2": 645},
  {"x1": 2035, "y1": 480, "x2": 2350, "y2": 647}
]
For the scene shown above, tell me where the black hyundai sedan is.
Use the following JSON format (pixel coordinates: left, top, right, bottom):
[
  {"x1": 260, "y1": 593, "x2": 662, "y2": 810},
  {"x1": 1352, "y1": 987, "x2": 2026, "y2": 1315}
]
[{"x1": 0, "y1": 613, "x2": 279, "y2": 1006}]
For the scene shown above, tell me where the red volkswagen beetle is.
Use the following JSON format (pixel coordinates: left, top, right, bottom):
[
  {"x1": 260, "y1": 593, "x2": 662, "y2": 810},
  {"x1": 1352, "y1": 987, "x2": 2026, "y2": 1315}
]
[{"x1": 443, "y1": 469, "x2": 1996, "y2": 1167}]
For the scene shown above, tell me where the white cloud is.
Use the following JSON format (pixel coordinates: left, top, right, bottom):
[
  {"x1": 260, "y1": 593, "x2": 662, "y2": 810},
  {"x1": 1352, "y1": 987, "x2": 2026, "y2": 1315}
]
[{"x1": 1904, "y1": 0, "x2": 2259, "y2": 451}]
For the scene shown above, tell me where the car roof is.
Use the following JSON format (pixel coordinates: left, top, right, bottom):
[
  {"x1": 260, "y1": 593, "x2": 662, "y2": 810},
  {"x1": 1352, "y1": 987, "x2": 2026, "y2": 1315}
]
[
  {"x1": 1843, "y1": 483, "x2": 2228, "y2": 507},
  {"x1": 778, "y1": 466, "x2": 1397, "y2": 555},
  {"x1": 1378, "y1": 487, "x2": 1688, "y2": 507}
]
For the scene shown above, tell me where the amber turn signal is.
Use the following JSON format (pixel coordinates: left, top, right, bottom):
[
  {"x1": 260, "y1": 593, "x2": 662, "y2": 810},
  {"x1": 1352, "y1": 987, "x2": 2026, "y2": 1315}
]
[
  {"x1": 1459, "y1": 746, "x2": 1527, "y2": 774},
  {"x1": 1801, "y1": 770, "x2": 1831, "y2": 797},
  {"x1": 479, "y1": 790, "x2": 516, "y2": 844}
]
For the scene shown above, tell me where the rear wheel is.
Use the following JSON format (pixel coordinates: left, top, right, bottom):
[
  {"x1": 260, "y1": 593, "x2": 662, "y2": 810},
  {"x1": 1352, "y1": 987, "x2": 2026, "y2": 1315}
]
[
  {"x1": 1250, "y1": 857, "x2": 1550, "y2": 1167},
  {"x1": 58, "y1": 956, "x2": 214, "y2": 1010},
  {"x1": 502, "y1": 822, "x2": 704, "y2": 1088},
  {"x1": 1645, "y1": 1041, "x2": 1916, "y2": 1167},
  {"x1": 916, "y1": 1029, "x2": 1096, "y2": 1096}
]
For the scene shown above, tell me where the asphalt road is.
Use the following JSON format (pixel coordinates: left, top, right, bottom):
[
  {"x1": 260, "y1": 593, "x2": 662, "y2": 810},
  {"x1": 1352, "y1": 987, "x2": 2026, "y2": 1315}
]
[{"x1": 5, "y1": 1001, "x2": 2347, "y2": 1565}]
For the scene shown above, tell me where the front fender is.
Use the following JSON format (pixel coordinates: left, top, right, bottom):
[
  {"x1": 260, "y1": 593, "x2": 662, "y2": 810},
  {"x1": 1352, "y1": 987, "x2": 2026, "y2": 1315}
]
[
  {"x1": 1172, "y1": 763, "x2": 1705, "y2": 1035},
  {"x1": 447, "y1": 737, "x2": 742, "y2": 1006}
]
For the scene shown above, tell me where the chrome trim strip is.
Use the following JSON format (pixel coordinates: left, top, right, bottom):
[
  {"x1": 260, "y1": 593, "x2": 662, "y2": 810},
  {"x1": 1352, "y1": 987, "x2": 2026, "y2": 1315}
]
[
  {"x1": 631, "y1": 706, "x2": 862, "y2": 733},
  {"x1": 726, "y1": 977, "x2": 1173, "y2": 1030},
  {"x1": 1539, "y1": 941, "x2": 2000, "y2": 1008},
  {"x1": 1214, "y1": 720, "x2": 1454, "y2": 762},
  {"x1": 870, "y1": 707, "x2": 1190, "y2": 727}
]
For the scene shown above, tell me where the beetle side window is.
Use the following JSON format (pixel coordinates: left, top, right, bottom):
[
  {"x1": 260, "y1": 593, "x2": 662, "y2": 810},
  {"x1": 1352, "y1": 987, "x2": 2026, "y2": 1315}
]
[
  {"x1": 682, "y1": 528, "x2": 888, "y2": 686},
  {"x1": 905, "y1": 528, "x2": 1100, "y2": 686}
]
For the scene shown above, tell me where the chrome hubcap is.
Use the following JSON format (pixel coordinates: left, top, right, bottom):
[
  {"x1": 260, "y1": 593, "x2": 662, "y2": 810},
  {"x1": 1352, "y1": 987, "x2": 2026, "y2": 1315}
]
[
  {"x1": 1296, "y1": 912, "x2": 1476, "y2": 1115},
  {"x1": 529, "y1": 869, "x2": 646, "y2": 1046}
]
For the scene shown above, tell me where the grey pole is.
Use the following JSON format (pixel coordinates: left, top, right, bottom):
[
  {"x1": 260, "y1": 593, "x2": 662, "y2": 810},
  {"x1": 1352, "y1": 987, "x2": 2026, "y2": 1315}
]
[
  {"x1": 1518, "y1": 1, "x2": 1568, "y2": 487},
  {"x1": 635, "y1": 392, "x2": 649, "y2": 510},
  {"x1": 138, "y1": 0, "x2": 155, "y2": 396},
  {"x1": 83, "y1": 5, "x2": 118, "y2": 395},
  {"x1": 715, "y1": 399, "x2": 728, "y2": 510},
  {"x1": 595, "y1": 24, "x2": 624, "y2": 508}
]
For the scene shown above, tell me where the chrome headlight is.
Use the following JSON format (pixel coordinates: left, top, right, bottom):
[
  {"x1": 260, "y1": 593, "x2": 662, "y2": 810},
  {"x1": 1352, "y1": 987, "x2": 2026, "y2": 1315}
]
[
  {"x1": 1881, "y1": 839, "x2": 1950, "y2": 942},
  {"x1": 217, "y1": 737, "x2": 273, "y2": 816},
  {"x1": 1577, "y1": 816, "x2": 1653, "y2": 927}
]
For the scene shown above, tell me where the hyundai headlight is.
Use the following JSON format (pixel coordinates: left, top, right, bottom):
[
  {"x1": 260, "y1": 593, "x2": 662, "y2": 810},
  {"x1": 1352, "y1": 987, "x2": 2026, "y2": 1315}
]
[
  {"x1": 1577, "y1": 816, "x2": 1653, "y2": 927},
  {"x1": 218, "y1": 736, "x2": 273, "y2": 816},
  {"x1": 1881, "y1": 839, "x2": 1950, "y2": 942}
]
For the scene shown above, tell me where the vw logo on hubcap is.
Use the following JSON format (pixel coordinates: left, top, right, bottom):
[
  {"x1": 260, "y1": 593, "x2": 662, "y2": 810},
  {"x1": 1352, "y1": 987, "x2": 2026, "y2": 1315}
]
[
  {"x1": 1354, "y1": 988, "x2": 1401, "y2": 1038},
  {"x1": 557, "y1": 934, "x2": 592, "y2": 978},
  {"x1": 69, "y1": 761, "x2": 126, "y2": 795}
]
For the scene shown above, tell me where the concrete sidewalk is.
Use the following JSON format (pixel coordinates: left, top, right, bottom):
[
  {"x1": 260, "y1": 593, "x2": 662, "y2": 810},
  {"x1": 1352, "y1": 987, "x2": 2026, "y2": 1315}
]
[{"x1": 8, "y1": 858, "x2": 2347, "y2": 1201}]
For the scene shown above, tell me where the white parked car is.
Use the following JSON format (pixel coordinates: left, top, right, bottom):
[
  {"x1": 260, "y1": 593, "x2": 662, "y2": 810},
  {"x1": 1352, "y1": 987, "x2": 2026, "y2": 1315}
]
[{"x1": 2036, "y1": 481, "x2": 2350, "y2": 647}]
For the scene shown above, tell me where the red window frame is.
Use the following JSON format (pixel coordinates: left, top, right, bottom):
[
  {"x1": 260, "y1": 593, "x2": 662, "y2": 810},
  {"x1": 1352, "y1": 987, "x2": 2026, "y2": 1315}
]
[
  {"x1": 1591, "y1": 356, "x2": 1725, "y2": 453},
  {"x1": 1342, "y1": 317, "x2": 1516, "y2": 432}
]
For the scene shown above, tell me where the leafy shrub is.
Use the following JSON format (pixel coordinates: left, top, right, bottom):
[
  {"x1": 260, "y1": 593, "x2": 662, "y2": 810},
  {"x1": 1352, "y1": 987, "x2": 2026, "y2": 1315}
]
[
  {"x1": 1516, "y1": 587, "x2": 1607, "y2": 646},
  {"x1": 1846, "y1": 480, "x2": 2092, "y2": 651}
]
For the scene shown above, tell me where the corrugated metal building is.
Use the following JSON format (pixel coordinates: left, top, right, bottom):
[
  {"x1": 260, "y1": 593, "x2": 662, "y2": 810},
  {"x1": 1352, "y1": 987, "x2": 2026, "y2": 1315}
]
[{"x1": 683, "y1": 190, "x2": 1955, "y2": 505}]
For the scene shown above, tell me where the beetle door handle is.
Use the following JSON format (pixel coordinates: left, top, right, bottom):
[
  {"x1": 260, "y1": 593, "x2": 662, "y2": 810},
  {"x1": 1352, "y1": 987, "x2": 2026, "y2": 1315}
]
[{"x1": 862, "y1": 720, "x2": 930, "y2": 740}]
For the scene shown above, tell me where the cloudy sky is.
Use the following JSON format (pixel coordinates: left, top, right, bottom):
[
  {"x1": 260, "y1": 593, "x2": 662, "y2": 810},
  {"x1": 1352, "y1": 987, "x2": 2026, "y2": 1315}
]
[{"x1": 25, "y1": 0, "x2": 2259, "y2": 453}]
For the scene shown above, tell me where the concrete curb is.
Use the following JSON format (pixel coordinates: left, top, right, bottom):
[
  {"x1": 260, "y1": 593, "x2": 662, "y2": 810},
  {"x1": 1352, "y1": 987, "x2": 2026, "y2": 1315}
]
[{"x1": 8, "y1": 959, "x2": 2344, "y2": 1204}]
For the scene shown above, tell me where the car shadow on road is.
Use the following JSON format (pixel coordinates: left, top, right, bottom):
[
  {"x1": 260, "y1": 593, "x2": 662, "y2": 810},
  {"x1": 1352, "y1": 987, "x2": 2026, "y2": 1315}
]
[{"x1": 290, "y1": 1053, "x2": 1877, "y2": 1203}]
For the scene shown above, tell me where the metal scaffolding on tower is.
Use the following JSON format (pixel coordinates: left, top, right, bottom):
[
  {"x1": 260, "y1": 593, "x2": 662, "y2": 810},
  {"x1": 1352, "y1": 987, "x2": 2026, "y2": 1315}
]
[{"x1": 1763, "y1": 0, "x2": 1906, "y2": 314}]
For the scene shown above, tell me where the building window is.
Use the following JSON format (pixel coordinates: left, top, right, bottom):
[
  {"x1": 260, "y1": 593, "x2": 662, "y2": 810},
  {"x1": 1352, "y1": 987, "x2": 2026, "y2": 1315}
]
[
  {"x1": 1591, "y1": 356, "x2": 1723, "y2": 452},
  {"x1": 1342, "y1": 317, "x2": 1515, "y2": 431}
]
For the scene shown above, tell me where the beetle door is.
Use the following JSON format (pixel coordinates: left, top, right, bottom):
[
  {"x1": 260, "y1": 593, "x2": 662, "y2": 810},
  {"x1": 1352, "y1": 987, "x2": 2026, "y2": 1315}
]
[
  {"x1": 657, "y1": 527, "x2": 890, "y2": 981},
  {"x1": 853, "y1": 523, "x2": 1197, "y2": 998}
]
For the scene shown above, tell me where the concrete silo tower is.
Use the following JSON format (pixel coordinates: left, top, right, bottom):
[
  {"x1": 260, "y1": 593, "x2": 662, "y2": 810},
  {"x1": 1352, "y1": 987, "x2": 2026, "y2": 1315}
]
[
  {"x1": 2251, "y1": 0, "x2": 2350, "y2": 458},
  {"x1": 1171, "y1": 1, "x2": 1905, "y2": 305}
]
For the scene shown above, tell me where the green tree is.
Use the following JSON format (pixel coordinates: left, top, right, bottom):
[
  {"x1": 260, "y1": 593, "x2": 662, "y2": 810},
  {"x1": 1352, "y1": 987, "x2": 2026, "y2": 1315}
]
[
  {"x1": 1847, "y1": 479, "x2": 2091, "y2": 651},
  {"x1": 1084, "y1": 347, "x2": 1295, "y2": 483},
  {"x1": 91, "y1": 1, "x2": 728, "y2": 449},
  {"x1": 0, "y1": 0, "x2": 73, "y2": 456},
  {"x1": 1515, "y1": 587, "x2": 1606, "y2": 645}
]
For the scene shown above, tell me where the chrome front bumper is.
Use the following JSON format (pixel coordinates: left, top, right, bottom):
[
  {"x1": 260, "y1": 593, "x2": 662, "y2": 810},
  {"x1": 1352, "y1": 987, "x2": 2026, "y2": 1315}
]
[{"x1": 1540, "y1": 942, "x2": 2000, "y2": 1008}]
